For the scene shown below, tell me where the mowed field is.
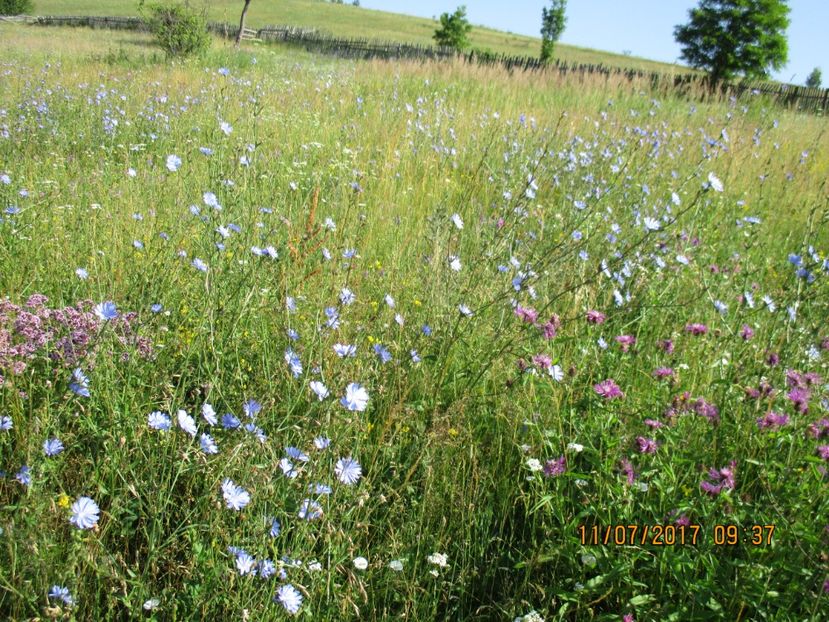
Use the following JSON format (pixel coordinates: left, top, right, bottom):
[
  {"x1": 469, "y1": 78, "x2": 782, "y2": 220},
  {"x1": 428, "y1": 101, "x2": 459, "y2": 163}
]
[
  {"x1": 0, "y1": 20, "x2": 828, "y2": 622},
  {"x1": 30, "y1": 0, "x2": 689, "y2": 73}
]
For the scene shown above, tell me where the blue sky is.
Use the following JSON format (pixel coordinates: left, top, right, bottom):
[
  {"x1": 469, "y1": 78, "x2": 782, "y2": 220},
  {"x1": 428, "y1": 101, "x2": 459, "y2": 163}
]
[{"x1": 358, "y1": 1, "x2": 827, "y2": 85}]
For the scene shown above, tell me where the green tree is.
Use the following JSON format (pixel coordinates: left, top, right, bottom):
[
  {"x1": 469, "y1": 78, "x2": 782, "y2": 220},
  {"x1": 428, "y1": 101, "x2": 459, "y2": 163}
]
[
  {"x1": 674, "y1": 0, "x2": 790, "y2": 83},
  {"x1": 805, "y1": 67, "x2": 822, "y2": 88},
  {"x1": 433, "y1": 5, "x2": 472, "y2": 51},
  {"x1": 141, "y1": 2, "x2": 211, "y2": 58},
  {"x1": 0, "y1": 0, "x2": 33, "y2": 15},
  {"x1": 540, "y1": 0, "x2": 567, "y2": 62}
]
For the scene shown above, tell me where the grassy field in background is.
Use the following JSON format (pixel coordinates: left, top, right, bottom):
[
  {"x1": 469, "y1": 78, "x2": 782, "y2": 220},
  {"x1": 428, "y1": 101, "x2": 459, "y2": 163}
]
[
  {"x1": 30, "y1": 0, "x2": 690, "y2": 73},
  {"x1": 1, "y1": 21, "x2": 828, "y2": 622}
]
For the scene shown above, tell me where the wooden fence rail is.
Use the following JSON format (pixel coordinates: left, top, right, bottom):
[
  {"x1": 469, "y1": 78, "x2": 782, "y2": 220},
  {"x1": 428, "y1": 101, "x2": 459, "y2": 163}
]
[{"x1": 22, "y1": 15, "x2": 829, "y2": 114}]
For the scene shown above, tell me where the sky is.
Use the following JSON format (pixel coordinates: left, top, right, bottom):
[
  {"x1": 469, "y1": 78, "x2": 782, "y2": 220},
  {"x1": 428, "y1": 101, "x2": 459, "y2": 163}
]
[{"x1": 358, "y1": 1, "x2": 827, "y2": 85}]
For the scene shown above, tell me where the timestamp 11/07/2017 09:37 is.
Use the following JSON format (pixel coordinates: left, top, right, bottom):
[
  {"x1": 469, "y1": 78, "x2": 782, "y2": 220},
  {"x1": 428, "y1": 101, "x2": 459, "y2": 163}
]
[{"x1": 578, "y1": 524, "x2": 775, "y2": 546}]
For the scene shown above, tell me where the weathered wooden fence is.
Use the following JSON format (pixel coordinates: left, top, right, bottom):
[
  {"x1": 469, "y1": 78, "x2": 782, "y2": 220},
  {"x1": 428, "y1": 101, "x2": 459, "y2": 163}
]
[{"x1": 23, "y1": 15, "x2": 829, "y2": 114}]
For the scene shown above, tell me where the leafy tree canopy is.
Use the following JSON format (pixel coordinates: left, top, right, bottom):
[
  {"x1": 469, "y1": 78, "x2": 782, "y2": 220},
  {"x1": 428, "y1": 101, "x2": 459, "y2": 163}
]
[
  {"x1": 674, "y1": 0, "x2": 790, "y2": 83},
  {"x1": 540, "y1": 0, "x2": 567, "y2": 62},
  {"x1": 433, "y1": 5, "x2": 472, "y2": 51}
]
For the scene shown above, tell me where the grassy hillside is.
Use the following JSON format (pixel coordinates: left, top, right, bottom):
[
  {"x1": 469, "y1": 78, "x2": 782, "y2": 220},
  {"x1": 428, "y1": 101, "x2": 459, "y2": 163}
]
[{"x1": 32, "y1": 0, "x2": 688, "y2": 73}]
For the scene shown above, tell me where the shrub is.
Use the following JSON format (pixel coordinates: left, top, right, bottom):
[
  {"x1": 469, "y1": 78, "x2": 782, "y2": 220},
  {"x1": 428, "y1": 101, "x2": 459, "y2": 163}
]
[
  {"x1": 142, "y1": 2, "x2": 211, "y2": 58},
  {"x1": 433, "y1": 5, "x2": 472, "y2": 52},
  {"x1": 0, "y1": 0, "x2": 34, "y2": 15},
  {"x1": 806, "y1": 67, "x2": 822, "y2": 88}
]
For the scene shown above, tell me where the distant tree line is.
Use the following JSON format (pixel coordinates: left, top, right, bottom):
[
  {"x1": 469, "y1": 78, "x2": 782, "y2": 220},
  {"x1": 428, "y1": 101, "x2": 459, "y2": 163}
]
[{"x1": 429, "y1": 0, "x2": 815, "y2": 88}]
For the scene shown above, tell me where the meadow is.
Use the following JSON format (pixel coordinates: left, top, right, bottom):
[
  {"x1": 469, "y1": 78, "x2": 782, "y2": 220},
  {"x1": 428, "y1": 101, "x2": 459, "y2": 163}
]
[{"x1": 1, "y1": 22, "x2": 829, "y2": 622}]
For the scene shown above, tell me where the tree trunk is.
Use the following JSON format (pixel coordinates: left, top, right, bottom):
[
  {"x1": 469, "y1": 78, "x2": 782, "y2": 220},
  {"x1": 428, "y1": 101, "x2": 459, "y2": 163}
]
[{"x1": 235, "y1": 0, "x2": 252, "y2": 47}]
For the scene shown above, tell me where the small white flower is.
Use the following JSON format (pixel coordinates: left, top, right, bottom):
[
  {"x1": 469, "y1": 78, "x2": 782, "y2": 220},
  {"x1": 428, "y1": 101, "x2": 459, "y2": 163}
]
[
  {"x1": 526, "y1": 458, "x2": 543, "y2": 472},
  {"x1": 547, "y1": 365, "x2": 564, "y2": 381},
  {"x1": 643, "y1": 216, "x2": 660, "y2": 231},
  {"x1": 567, "y1": 442, "x2": 584, "y2": 453},
  {"x1": 353, "y1": 556, "x2": 368, "y2": 570},
  {"x1": 236, "y1": 551, "x2": 256, "y2": 575},
  {"x1": 275, "y1": 584, "x2": 303, "y2": 615},
  {"x1": 221, "y1": 479, "x2": 251, "y2": 511},
  {"x1": 707, "y1": 171, "x2": 724, "y2": 192},
  {"x1": 427, "y1": 552, "x2": 448, "y2": 567},
  {"x1": 341, "y1": 383, "x2": 369, "y2": 412},
  {"x1": 451, "y1": 213, "x2": 464, "y2": 229},
  {"x1": 335, "y1": 457, "x2": 362, "y2": 485},
  {"x1": 340, "y1": 288, "x2": 356, "y2": 305},
  {"x1": 389, "y1": 559, "x2": 404, "y2": 571},
  {"x1": 177, "y1": 410, "x2": 197, "y2": 437},
  {"x1": 449, "y1": 255, "x2": 462, "y2": 272},
  {"x1": 69, "y1": 496, "x2": 100, "y2": 530},
  {"x1": 143, "y1": 598, "x2": 160, "y2": 611},
  {"x1": 202, "y1": 403, "x2": 217, "y2": 426},
  {"x1": 166, "y1": 154, "x2": 181, "y2": 172},
  {"x1": 309, "y1": 381, "x2": 329, "y2": 400}
]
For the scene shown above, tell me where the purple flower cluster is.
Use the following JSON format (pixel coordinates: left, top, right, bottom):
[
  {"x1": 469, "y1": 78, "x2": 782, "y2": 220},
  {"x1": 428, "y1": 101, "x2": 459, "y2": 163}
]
[
  {"x1": 785, "y1": 369, "x2": 821, "y2": 414},
  {"x1": 665, "y1": 391, "x2": 719, "y2": 424},
  {"x1": 594, "y1": 378, "x2": 624, "y2": 400},
  {"x1": 0, "y1": 296, "x2": 153, "y2": 387},
  {"x1": 700, "y1": 461, "x2": 736, "y2": 496},
  {"x1": 513, "y1": 306, "x2": 561, "y2": 340},
  {"x1": 543, "y1": 456, "x2": 566, "y2": 477},
  {"x1": 756, "y1": 411, "x2": 789, "y2": 430}
]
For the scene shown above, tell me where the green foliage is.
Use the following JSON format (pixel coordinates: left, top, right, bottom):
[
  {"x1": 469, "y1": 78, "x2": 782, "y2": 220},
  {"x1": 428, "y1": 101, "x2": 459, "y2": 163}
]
[
  {"x1": 0, "y1": 0, "x2": 33, "y2": 15},
  {"x1": 540, "y1": 0, "x2": 567, "y2": 62},
  {"x1": 433, "y1": 5, "x2": 472, "y2": 51},
  {"x1": 674, "y1": 0, "x2": 790, "y2": 83},
  {"x1": 806, "y1": 67, "x2": 822, "y2": 88},
  {"x1": 140, "y1": 1, "x2": 211, "y2": 58}
]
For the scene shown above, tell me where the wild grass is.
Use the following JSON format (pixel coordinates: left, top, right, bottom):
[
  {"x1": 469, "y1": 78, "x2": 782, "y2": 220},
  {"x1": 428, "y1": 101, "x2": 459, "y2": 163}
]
[{"x1": 0, "y1": 23, "x2": 828, "y2": 622}]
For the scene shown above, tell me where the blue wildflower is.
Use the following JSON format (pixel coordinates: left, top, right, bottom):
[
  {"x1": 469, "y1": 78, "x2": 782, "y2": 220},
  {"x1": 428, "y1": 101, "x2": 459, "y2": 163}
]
[
  {"x1": 243, "y1": 399, "x2": 261, "y2": 418},
  {"x1": 221, "y1": 414, "x2": 241, "y2": 429},
  {"x1": 43, "y1": 438, "x2": 64, "y2": 457},
  {"x1": 70, "y1": 368, "x2": 90, "y2": 397},
  {"x1": 48, "y1": 585, "x2": 74, "y2": 606},
  {"x1": 94, "y1": 301, "x2": 118, "y2": 321},
  {"x1": 166, "y1": 154, "x2": 181, "y2": 172},
  {"x1": 148, "y1": 411, "x2": 172, "y2": 430},
  {"x1": 285, "y1": 348, "x2": 302, "y2": 378},
  {"x1": 15, "y1": 465, "x2": 30, "y2": 487},
  {"x1": 200, "y1": 433, "x2": 219, "y2": 454}
]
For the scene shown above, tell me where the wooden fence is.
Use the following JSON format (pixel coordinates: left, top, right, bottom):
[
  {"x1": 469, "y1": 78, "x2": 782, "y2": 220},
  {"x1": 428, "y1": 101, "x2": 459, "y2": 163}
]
[{"x1": 24, "y1": 15, "x2": 829, "y2": 114}]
